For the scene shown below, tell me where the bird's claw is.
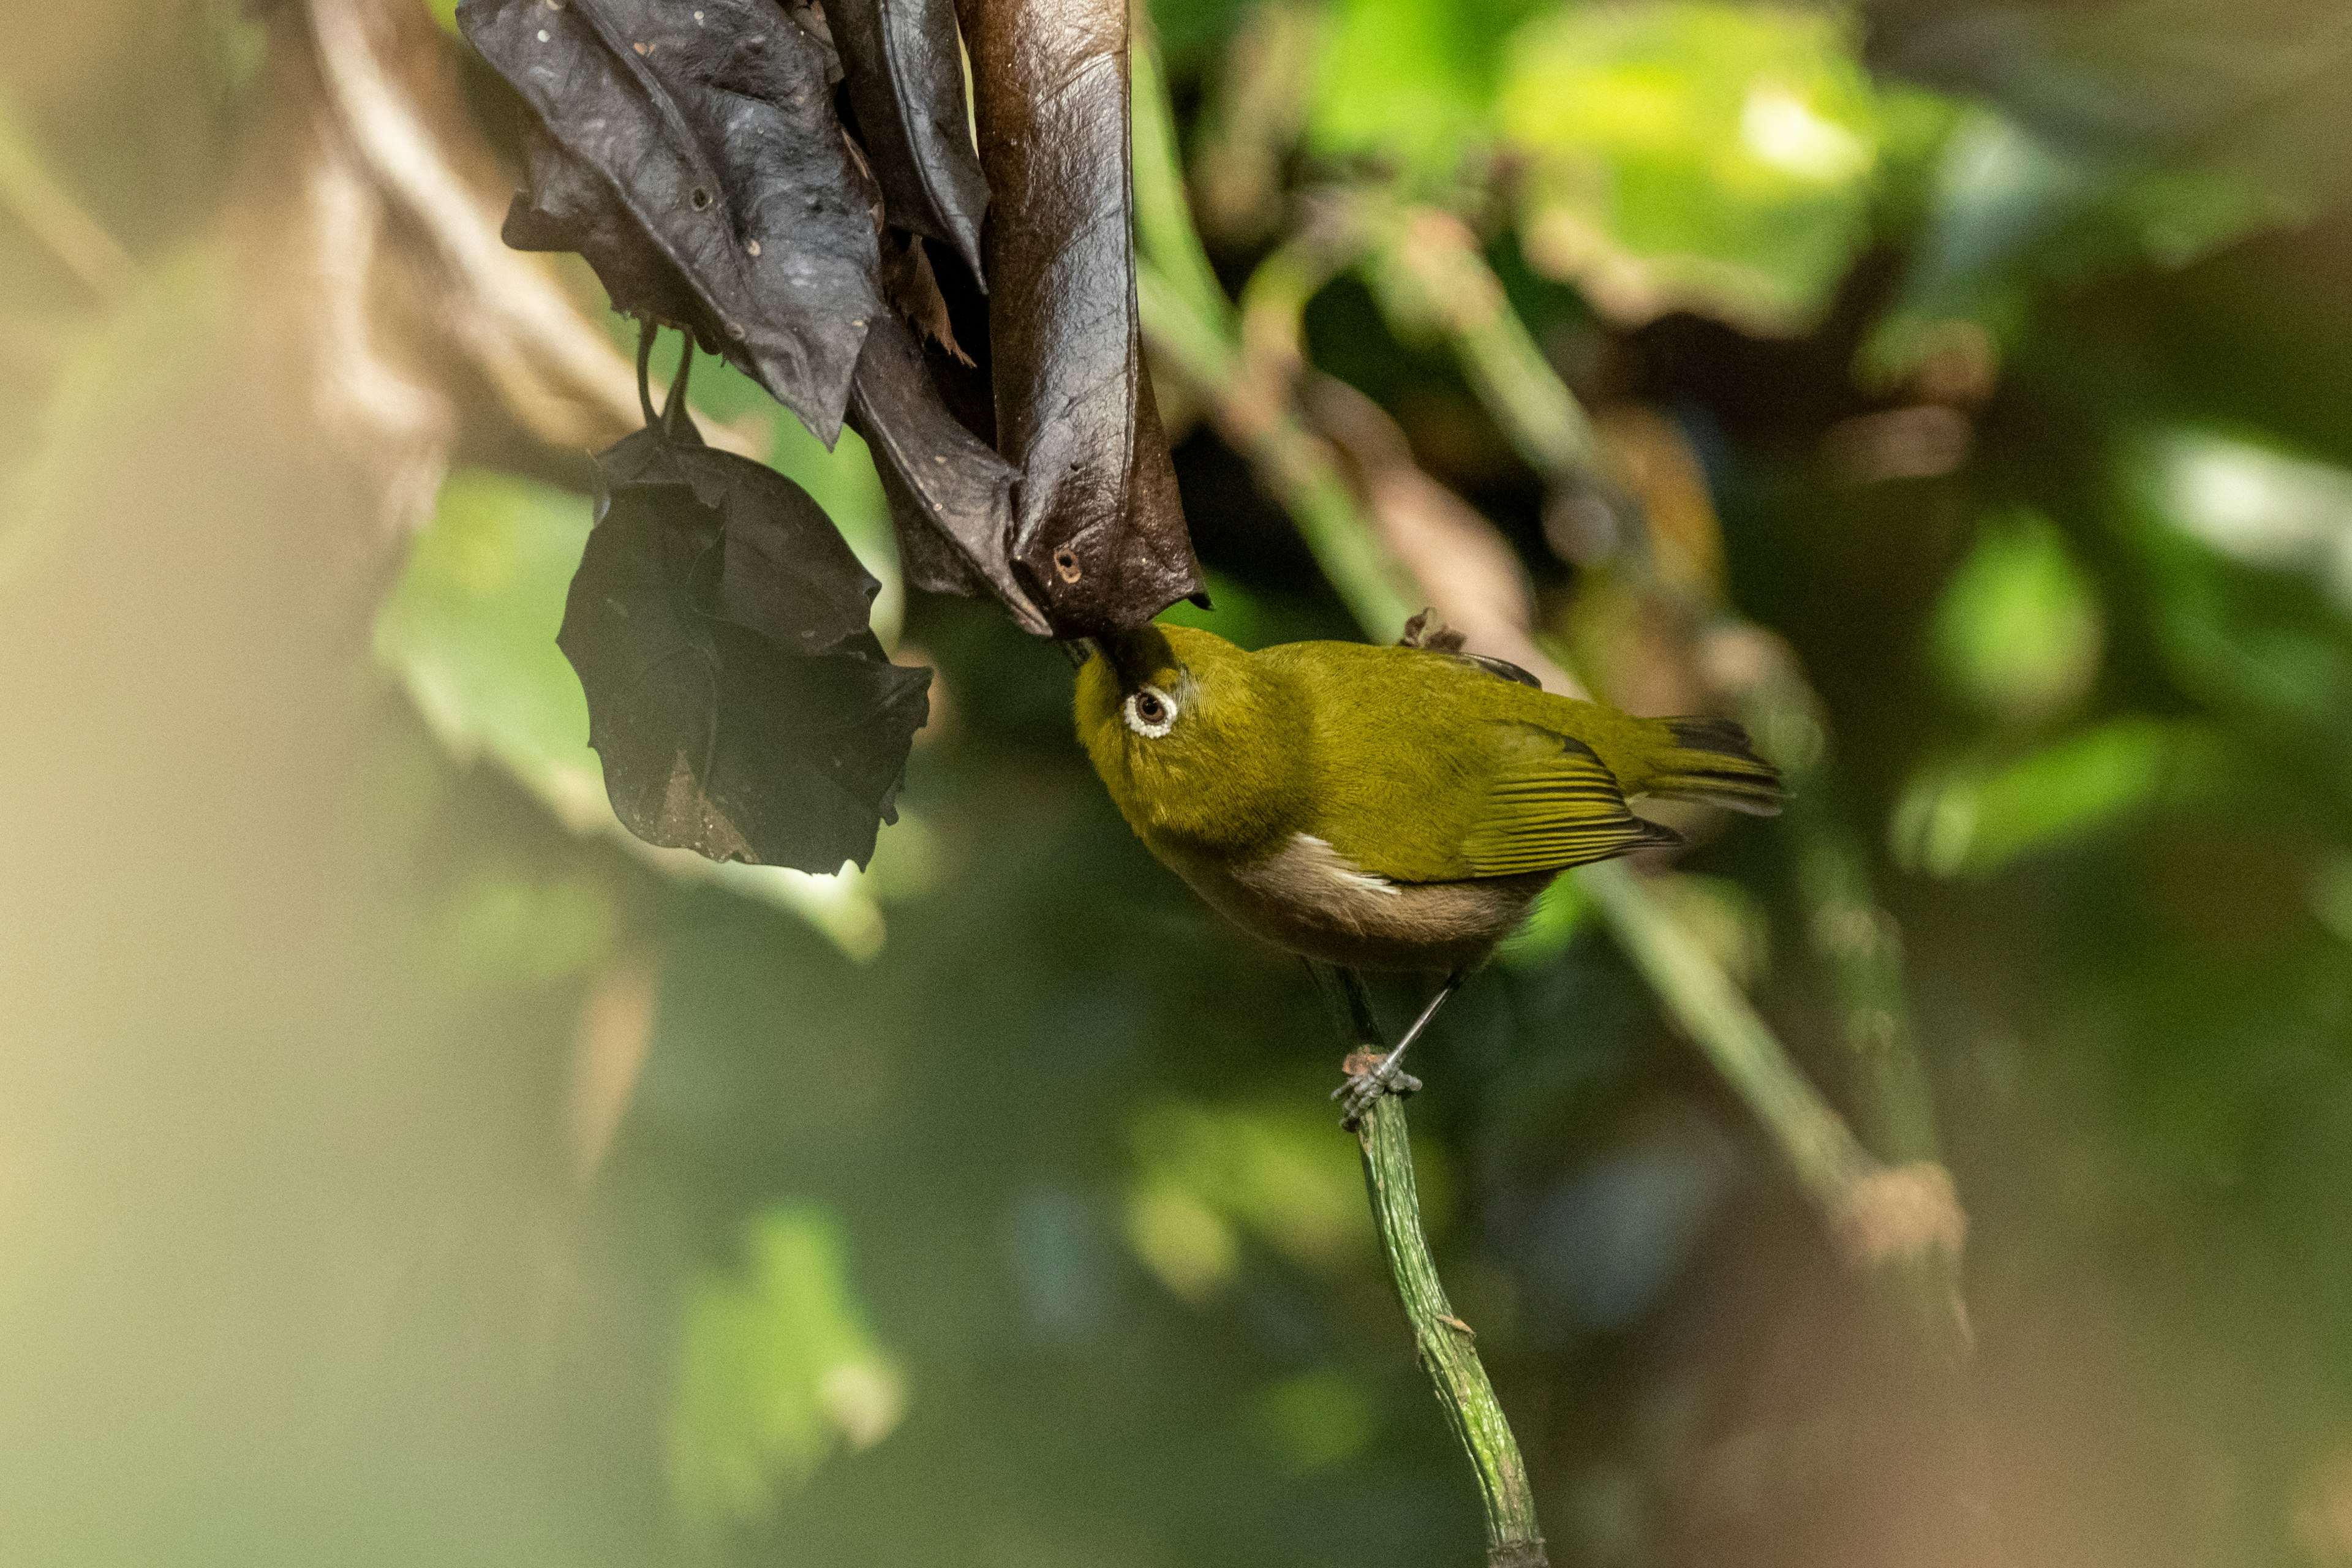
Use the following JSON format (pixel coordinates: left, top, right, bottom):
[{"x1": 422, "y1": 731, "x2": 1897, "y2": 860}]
[{"x1": 1333, "y1": 1056, "x2": 1422, "y2": 1127}]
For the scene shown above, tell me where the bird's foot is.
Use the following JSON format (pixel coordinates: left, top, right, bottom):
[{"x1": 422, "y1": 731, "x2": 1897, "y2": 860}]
[{"x1": 1334, "y1": 1047, "x2": 1422, "y2": 1129}]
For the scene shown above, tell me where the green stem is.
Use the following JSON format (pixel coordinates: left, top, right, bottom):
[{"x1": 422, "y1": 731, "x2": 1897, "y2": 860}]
[
  {"x1": 1352, "y1": 1068, "x2": 1548, "y2": 1568},
  {"x1": 1128, "y1": 3, "x2": 1229, "y2": 334},
  {"x1": 1365, "y1": 209, "x2": 1607, "y2": 483},
  {"x1": 1578, "y1": 861, "x2": 1872, "y2": 1210},
  {"x1": 1136, "y1": 267, "x2": 1419, "y2": 634}
]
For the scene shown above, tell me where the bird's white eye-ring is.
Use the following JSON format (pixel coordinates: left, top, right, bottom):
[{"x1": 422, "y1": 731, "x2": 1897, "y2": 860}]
[{"x1": 1123, "y1": 684, "x2": 1179, "y2": 738}]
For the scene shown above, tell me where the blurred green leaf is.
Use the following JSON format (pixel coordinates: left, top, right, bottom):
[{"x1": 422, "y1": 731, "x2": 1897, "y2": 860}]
[
  {"x1": 1498, "y1": 0, "x2": 1882, "y2": 333},
  {"x1": 1249, "y1": 1368, "x2": 1379, "y2": 1474},
  {"x1": 1496, "y1": 873, "x2": 1594, "y2": 968},
  {"x1": 669, "y1": 1206, "x2": 907, "y2": 1528},
  {"x1": 1931, "y1": 508, "x2": 2104, "y2": 725},
  {"x1": 2145, "y1": 429, "x2": 2352, "y2": 611},
  {"x1": 374, "y1": 469, "x2": 606, "y2": 826},
  {"x1": 1123, "y1": 1178, "x2": 1241, "y2": 1302},
  {"x1": 1866, "y1": 103, "x2": 2320, "y2": 382},
  {"x1": 1891, "y1": 718, "x2": 2196, "y2": 878},
  {"x1": 2122, "y1": 428, "x2": 2352, "y2": 800},
  {"x1": 2313, "y1": 852, "x2": 2352, "y2": 947},
  {"x1": 1154, "y1": 568, "x2": 1291, "y2": 650},
  {"x1": 441, "y1": 864, "x2": 616, "y2": 984},
  {"x1": 1309, "y1": 0, "x2": 1493, "y2": 180},
  {"x1": 1126, "y1": 1100, "x2": 1378, "y2": 1300},
  {"x1": 375, "y1": 469, "x2": 898, "y2": 956},
  {"x1": 1863, "y1": 110, "x2": 2099, "y2": 381}
]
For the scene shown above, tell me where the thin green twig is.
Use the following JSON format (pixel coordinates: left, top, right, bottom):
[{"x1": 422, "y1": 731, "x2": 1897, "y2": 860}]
[{"x1": 1352, "y1": 1056, "x2": 1548, "y2": 1568}]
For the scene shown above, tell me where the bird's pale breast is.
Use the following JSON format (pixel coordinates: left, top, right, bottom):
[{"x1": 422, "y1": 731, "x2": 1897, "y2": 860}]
[{"x1": 1158, "y1": 831, "x2": 1551, "y2": 973}]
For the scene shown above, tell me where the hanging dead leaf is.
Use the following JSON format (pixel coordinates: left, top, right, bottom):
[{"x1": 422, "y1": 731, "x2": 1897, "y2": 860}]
[
  {"x1": 958, "y1": 0, "x2": 1205, "y2": 635},
  {"x1": 461, "y1": 0, "x2": 886, "y2": 443},
  {"x1": 828, "y1": 0, "x2": 991, "y2": 284},
  {"x1": 559, "y1": 393, "x2": 930, "y2": 874},
  {"x1": 847, "y1": 308, "x2": 1049, "y2": 632}
]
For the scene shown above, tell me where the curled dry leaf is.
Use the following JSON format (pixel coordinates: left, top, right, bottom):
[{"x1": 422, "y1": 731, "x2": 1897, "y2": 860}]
[
  {"x1": 461, "y1": 0, "x2": 885, "y2": 443},
  {"x1": 848, "y1": 307, "x2": 1049, "y2": 632},
  {"x1": 560, "y1": 401, "x2": 931, "y2": 874},
  {"x1": 958, "y1": 0, "x2": 1205, "y2": 635},
  {"x1": 878, "y1": 232, "x2": 971, "y2": 368},
  {"x1": 828, "y1": 0, "x2": 991, "y2": 283}
]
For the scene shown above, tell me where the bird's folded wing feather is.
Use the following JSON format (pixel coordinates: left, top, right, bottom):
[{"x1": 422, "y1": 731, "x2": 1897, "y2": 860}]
[{"x1": 1455, "y1": 727, "x2": 1681, "y2": 877}]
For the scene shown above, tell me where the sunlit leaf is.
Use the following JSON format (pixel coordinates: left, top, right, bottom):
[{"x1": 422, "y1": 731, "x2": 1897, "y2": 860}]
[
  {"x1": 669, "y1": 1206, "x2": 907, "y2": 1527},
  {"x1": 1498, "y1": 0, "x2": 1882, "y2": 333},
  {"x1": 2146, "y1": 429, "x2": 2352, "y2": 612},
  {"x1": 2121, "y1": 428, "x2": 2352, "y2": 801},
  {"x1": 1931, "y1": 508, "x2": 2104, "y2": 725},
  {"x1": 1308, "y1": 0, "x2": 1493, "y2": 180}
]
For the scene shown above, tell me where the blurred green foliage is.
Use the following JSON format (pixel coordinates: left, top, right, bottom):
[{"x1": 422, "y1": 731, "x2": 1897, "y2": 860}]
[
  {"x1": 10, "y1": 0, "x2": 2352, "y2": 1565},
  {"x1": 671, "y1": 1206, "x2": 907, "y2": 1529},
  {"x1": 1498, "y1": 2, "x2": 1883, "y2": 331}
]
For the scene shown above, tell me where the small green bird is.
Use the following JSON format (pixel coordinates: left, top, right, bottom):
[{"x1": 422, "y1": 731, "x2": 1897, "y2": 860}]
[{"x1": 1075, "y1": 622, "x2": 1782, "y2": 1108}]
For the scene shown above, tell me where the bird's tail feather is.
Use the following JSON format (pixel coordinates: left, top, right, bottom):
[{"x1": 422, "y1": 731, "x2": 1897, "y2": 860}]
[{"x1": 1639, "y1": 717, "x2": 1785, "y2": 816}]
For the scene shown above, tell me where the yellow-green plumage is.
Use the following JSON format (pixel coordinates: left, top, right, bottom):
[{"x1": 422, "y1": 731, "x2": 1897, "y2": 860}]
[{"x1": 1075, "y1": 624, "x2": 1781, "y2": 972}]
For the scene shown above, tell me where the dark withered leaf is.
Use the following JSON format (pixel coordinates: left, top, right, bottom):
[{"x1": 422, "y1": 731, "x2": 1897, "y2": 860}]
[
  {"x1": 880, "y1": 233, "x2": 971, "y2": 368},
  {"x1": 848, "y1": 304, "x2": 1050, "y2": 633},
  {"x1": 958, "y1": 0, "x2": 1205, "y2": 636},
  {"x1": 559, "y1": 412, "x2": 930, "y2": 874},
  {"x1": 911, "y1": 233, "x2": 998, "y2": 446},
  {"x1": 461, "y1": 0, "x2": 886, "y2": 444},
  {"x1": 829, "y1": 0, "x2": 991, "y2": 284}
]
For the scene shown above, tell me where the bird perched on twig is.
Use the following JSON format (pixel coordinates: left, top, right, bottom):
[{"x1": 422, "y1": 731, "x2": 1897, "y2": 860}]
[{"x1": 1074, "y1": 617, "x2": 1782, "y2": 1118}]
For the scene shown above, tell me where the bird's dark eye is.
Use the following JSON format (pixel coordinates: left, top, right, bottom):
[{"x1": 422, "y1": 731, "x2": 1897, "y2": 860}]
[{"x1": 1136, "y1": 693, "x2": 1165, "y2": 723}]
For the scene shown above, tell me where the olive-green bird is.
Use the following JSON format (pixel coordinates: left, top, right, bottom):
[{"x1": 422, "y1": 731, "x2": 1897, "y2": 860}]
[{"x1": 1075, "y1": 622, "x2": 1782, "y2": 1107}]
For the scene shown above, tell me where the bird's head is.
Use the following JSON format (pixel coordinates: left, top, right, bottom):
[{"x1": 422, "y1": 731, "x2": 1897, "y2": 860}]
[{"x1": 1073, "y1": 623, "x2": 1303, "y2": 853}]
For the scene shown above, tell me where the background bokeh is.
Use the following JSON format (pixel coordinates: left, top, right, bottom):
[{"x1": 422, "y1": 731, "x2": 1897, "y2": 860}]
[{"x1": 7, "y1": 0, "x2": 2352, "y2": 1564}]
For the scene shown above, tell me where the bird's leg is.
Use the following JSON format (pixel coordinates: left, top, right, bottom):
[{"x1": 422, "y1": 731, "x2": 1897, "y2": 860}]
[{"x1": 1333, "y1": 971, "x2": 1461, "y2": 1127}]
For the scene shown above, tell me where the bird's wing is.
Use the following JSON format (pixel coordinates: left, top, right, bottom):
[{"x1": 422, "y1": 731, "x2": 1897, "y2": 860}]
[{"x1": 1455, "y1": 725, "x2": 1682, "y2": 877}]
